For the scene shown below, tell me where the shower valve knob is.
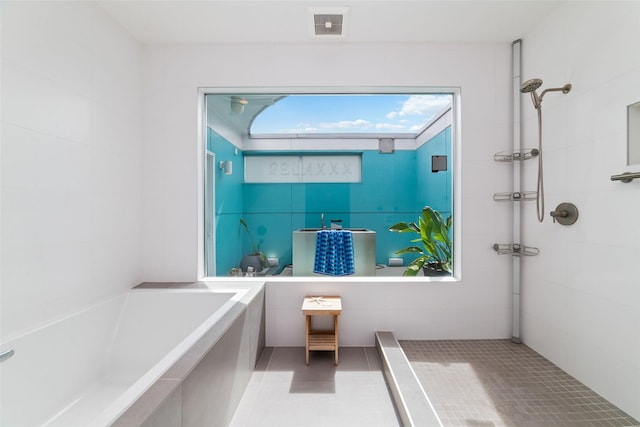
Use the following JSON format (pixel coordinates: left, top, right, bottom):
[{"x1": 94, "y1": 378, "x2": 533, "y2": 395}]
[
  {"x1": 549, "y1": 202, "x2": 578, "y2": 225},
  {"x1": 550, "y1": 210, "x2": 568, "y2": 223}
]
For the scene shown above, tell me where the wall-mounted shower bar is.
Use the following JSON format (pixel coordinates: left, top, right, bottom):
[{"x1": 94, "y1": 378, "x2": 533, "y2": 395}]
[
  {"x1": 610, "y1": 171, "x2": 640, "y2": 183},
  {"x1": 510, "y1": 39, "x2": 523, "y2": 344}
]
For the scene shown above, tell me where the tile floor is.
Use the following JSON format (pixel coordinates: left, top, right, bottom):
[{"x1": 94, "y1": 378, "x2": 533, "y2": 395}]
[
  {"x1": 400, "y1": 340, "x2": 640, "y2": 427},
  {"x1": 228, "y1": 347, "x2": 401, "y2": 427}
]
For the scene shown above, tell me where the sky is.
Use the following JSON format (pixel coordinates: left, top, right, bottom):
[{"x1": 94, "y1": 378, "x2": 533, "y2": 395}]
[{"x1": 250, "y1": 94, "x2": 452, "y2": 135}]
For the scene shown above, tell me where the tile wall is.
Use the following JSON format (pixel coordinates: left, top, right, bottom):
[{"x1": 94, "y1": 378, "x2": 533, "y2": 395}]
[
  {"x1": 1, "y1": 2, "x2": 143, "y2": 339},
  {"x1": 208, "y1": 127, "x2": 452, "y2": 275},
  {"x1": 142, "y1": 41, "x2": 513, "y2": 338},
  {"x1": 519, "y1": 1, "x2": 640, "y2": 419}
]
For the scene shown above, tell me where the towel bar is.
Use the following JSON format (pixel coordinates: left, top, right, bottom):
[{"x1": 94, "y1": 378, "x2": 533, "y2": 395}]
[{"x1": 610, "y1": 171, "x2": 640, "y2": 183}]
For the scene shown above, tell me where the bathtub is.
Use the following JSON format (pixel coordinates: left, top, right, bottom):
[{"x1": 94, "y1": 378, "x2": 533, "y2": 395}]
[{"x1": 0, "y1": 284, "x2": 265, "y2": 426}]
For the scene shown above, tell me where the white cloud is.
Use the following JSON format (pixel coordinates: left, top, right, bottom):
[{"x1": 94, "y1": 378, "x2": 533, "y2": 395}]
[{"x1": 388, "y1": 95, "x2": 451, "y2": 119}]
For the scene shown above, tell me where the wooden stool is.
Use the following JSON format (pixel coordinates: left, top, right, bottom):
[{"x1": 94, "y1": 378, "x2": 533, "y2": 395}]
[{"x1": 301, "y1": 296, "x2": 342, "y2": 365}]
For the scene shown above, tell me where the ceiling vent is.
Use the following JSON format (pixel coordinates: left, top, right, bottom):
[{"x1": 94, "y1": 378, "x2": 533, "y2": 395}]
[{"x1": 308, "y1": 7, "x2": 350, "y2": 39}]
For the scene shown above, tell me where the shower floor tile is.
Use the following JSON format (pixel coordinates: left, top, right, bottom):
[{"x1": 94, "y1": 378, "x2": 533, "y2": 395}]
[
  {"x1": 400, "y1": 339, "x2": 640, "y2": 427},
  {"x1": 229, "y1": 347, "x2": 401, "y2": 427}
]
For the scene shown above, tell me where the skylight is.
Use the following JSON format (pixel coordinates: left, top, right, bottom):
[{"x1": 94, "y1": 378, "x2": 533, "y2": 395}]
[{"x1": 250, "y1": 94, "x2": 452, "y2": 137}]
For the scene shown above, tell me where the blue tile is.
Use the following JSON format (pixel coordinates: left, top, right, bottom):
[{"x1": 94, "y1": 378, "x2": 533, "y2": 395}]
[{"x1": 209, "y1": 125, "x2": 453, "y2": 275}]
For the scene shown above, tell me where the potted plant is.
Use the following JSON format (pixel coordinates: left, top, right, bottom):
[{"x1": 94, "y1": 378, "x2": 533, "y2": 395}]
[
  {"x1": 239, "y1": 218, "x2": 268, "y2": 273},
  {"x1": 388, "y1": 206, "x2": 452, "y2": 276}
]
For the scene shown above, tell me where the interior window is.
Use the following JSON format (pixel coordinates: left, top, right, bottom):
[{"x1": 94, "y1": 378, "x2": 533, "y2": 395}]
[{"x1": 204, "y1": 91, "x2": 455, "y2": 278}]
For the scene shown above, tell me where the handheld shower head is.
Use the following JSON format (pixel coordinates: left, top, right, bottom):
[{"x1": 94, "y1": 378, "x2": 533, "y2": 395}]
[
  {"x1": 521, "y1": 78, "x2": 543, "y2": 109},
  {"x1": 520, "y1": 78, "x2": 543, "y2": 93},
  {"x1": 521, "y1": 78, "x2": 572, "y2": 110},
  {"x1": 520, "y1": 77, "x2": 573, "y2": 223}
]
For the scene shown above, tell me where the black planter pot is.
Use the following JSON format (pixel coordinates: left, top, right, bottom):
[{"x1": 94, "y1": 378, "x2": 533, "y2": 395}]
[
  {"x1": 423, "y1": 265, "x2": 451, "y2": 277},
  {"x1": 240, "y1": 254, "x2": 265, "y2": 273}
]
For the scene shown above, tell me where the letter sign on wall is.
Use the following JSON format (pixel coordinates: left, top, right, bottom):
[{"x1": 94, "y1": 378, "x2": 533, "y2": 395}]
[{"x1": 244, "y1": 155, "x2": 362, "y2": 183}]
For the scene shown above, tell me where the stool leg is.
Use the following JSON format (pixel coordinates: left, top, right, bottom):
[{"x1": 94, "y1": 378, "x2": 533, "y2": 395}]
[
  {"x1": 334, "y1": 315, "x2": 339, "y2": 366},
  {"x1": 305, "y1": 315, "x2": 310, "y2": 365}
]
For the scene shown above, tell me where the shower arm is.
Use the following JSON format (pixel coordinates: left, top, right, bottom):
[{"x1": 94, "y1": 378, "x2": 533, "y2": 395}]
[{"x1": 539, "y1": 84, "x2": 572, "y2": 102}]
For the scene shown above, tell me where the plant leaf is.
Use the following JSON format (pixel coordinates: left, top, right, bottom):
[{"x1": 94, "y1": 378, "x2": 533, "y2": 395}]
[{"x1": 394, "y1": 246, "x2": 424, "y2": 255}]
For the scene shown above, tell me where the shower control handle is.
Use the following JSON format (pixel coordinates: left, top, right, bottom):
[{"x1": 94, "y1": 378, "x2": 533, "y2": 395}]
[
  {"x1": 550, "y1": 202, "x2": 578, "y2": 225},
  {"x1": 550, "y1": 210, "x2": 568, "y2": 218}
]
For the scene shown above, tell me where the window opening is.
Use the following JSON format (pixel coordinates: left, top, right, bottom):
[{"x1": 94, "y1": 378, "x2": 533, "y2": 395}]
[{"x1": 204, "y1": 91, "x2": 457, "y2": 279}]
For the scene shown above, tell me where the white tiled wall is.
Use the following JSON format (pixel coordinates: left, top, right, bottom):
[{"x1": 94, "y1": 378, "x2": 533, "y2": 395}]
[
  {"x1": 1, "y1": 2, "x2": 143, "y2": 340},
  {"x1": 520, "y1": 1, "x2": 640, "y2": 419},
  {"x1": 266, "y1": 279, "x2": 511, "y2": 347},
  {"x1": 141, "y1": 42, "x2": 514, "y2": 339}
]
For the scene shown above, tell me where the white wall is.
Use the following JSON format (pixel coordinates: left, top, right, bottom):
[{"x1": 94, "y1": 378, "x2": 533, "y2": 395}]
[
  {"x1": 1, "y1": 2, "x2": 143, "y2": 340},
  {"x1": 520, "y1": 1, "x2": 640, "y2": 419},
  {"x1": 142, "y1": 42, "x2": 514, "y2": 338}
]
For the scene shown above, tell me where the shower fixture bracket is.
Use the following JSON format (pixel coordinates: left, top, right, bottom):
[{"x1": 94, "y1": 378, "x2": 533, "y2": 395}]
[
  {"x1": 492, "y1": 243, "x2": 539, "y2": 257},
  {"x1": 493, "y1": 191, "x2": 537, "y2": 202},
  {"x1": 494, "y1": 149, "x2": 539, "y2": 162}
]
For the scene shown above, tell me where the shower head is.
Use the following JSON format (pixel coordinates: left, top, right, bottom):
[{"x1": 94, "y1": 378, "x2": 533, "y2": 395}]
[
  {"x1": 521, "y1": 78, "x2": 543, "y2": 109},
  {"x1": 520, "y1": 78, "x2": 543, "y2": 93},
  {"x1": 521, "y1": 78, "x2": 571, "y2": 109}
]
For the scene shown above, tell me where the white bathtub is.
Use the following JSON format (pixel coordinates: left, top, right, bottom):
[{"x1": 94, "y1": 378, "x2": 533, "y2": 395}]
[{"x1": 0, "y1": 285, "x2": 261, "y2": 426}]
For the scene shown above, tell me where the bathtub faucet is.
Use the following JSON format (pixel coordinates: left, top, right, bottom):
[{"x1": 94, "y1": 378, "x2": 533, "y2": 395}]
[{"x1": 321, "y1": 213, "x2": 326, "y2": 229}]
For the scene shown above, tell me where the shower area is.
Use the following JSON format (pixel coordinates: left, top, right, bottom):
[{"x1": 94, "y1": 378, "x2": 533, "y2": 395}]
[{"x1": 361, "y1": 39, "x2": 640, "y2": 426}]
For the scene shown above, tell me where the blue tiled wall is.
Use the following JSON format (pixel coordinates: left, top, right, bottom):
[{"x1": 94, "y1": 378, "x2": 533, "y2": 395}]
[
  {"x1": 417, "y1": 126, "x2": 453, "y2": 216},
  {"x1": 208, "y1": 127, "x2": 452, "y2": 275},
  {"x1": 207, "y1": 128, "x2": 245, "y2": 274}
]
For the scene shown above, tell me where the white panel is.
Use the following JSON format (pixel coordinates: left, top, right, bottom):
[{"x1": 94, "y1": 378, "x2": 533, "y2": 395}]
[
  {"x1": 1, "y1": 2, "x2": 143, "y2": 340},
  {"x1": 244, "y1": 155, "x2": 361, "y2": 183},
  {"x1": 245, "y1": 155, "x2": 300, "y2": 183},
  {"x1": 520, "y1": 1, "x2": 640, "y2": 420}
]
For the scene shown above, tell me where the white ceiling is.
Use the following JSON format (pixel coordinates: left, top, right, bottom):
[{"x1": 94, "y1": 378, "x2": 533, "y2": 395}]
[{"x1": 98, "y1": 0, "x2": 565, "y2": 45}]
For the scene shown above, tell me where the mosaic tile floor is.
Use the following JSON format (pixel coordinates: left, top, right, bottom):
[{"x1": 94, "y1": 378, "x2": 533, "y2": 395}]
[{"x1": 400, "y1": 340, "x2": 639, "y2": 427}]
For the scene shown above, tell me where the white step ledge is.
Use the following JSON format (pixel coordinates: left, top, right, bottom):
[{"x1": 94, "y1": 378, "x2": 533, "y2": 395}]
[{"x1": 375, "y1": 331, "x2": 443, "y2": 427}]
